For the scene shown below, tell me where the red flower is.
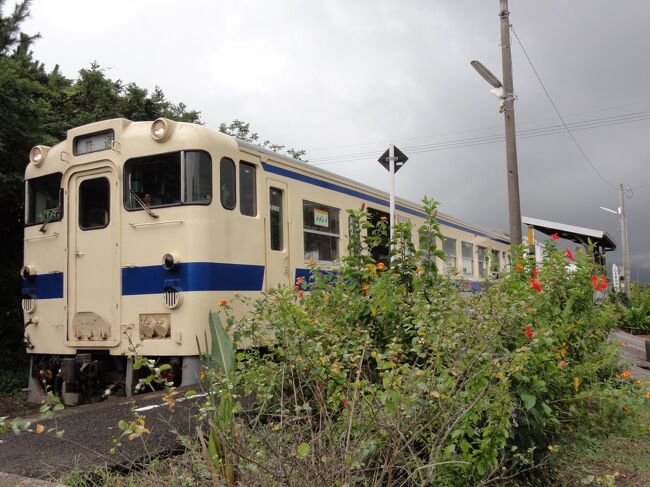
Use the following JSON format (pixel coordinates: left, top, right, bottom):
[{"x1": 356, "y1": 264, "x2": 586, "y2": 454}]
[
  {"x1": 565, "y1": 249, "x2": 575, "y2": 261},
  {"x1": 532, "y1": 268, "x2": 539, "y2": 277},
  {"x1": 592, "y1": 275, "x2": 607, "y2": 291},
  {"x1": 342, "y1": 398, "x2": 349, "y2": 408},
  {"x1": 530, "y1": 278, "x2": 542, "y2": 293},
  {"x1": 551, "y1": 233, "x2": 560, "y2": 240},
  {"x1": 524, "y1": 324, "x2": 534, "y2": 340}
]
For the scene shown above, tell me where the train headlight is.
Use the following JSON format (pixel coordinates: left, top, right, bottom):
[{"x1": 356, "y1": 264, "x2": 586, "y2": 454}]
[
  {"x1": 150, "y1": 118, "x2": 176, "y2": 142},
  {"x1": 162, "y1": 253, "x2": 180, "y2": 271},
  {"x1": 30, "y1": 145, "x2": 50, "y2": 166},
  {"x1": 20, "y1": 265, "x2": 36, "y2": 280}
]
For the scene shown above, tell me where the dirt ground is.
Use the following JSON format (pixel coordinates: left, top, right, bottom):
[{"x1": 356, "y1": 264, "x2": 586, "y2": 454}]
[{"x1": 0, "y1": 392, "x2": 39, "y2": 419}]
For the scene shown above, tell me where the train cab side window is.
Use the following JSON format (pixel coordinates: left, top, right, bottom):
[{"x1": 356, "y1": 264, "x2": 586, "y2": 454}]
[
  {"x1": 462, "y1": 241, "x2": 474, "y2": 276},
  {"x1": 25, "y1": 172, "x2": 63, "y2": 226},
  {"x1": 442, "y1": 237, "x2": 457, "y2": 273},
  {"x1": 240, "y1": 162, "x2": 257, "y2": 216},
  {"x1": 269, "y1": 187, "x2": 283, "y2": 251},
  {"x1": 303, "y1": 201, "x2": 339, "y2": 263},
  {"x1": 220, "y1": 158, "x2": 236, "y2": 210},
  {"x1": 79, "y1": 177, "x2": 110, "y2": 230}
]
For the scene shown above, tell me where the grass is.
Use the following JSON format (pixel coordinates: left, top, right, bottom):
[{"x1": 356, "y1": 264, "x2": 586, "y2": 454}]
[{"x1": 554, "y1": 400, "x2": 650, "y2": 486}]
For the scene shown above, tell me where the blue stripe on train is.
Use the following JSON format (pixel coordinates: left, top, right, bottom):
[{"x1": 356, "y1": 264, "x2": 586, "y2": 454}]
[
  {"x1": 22, "y1": 272, "x2": 64, "y2": 300},
  {"x1": 261, "y1": 162, "x2": 510, "y2": 245},
  {"x1": 122, "y1": 262, "x2": 265, "y2": 296}
]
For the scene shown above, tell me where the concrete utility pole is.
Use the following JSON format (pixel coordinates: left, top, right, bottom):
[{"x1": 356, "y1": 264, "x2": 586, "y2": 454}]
[
  {"x1": 499, "y1": 0, "x2": 522, "y2": 245},
  {"x1": 619, "y1": 183, "x2": 631, "y2": 300}
]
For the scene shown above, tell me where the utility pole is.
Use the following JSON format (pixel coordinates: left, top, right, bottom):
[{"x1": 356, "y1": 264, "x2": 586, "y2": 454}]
[
  {"x1": 619, "y1": 183, "x2": 631, "y2": 300},
  {"x1": 499, "y1": 0, "x2": 522, "y2": 245}
]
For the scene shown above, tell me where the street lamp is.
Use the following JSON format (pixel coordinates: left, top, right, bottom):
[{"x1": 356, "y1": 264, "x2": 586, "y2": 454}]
[
  {"x1": 470, "y1": 1, "x2": 522, "y2": 246},
  {"x1": 600, "y1": 184, "x2": 631, "y2": 299}
]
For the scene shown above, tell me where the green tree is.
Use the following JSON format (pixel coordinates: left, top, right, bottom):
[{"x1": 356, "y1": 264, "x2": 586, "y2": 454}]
[{"x1": 219, "y1": 119, "x2": 307, "y2": 161}]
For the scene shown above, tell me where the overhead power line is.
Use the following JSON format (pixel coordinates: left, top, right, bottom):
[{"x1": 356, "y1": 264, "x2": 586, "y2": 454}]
[
  {"x1": 509, "y1": 25, "x2": 617, "y2": 191},
  {"x1": 309, "y1": 109, "x2": 650, "y2": 166}
]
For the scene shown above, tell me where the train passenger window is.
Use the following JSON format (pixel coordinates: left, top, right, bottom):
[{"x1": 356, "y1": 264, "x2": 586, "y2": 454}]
[
  {"x1": 269, "y1": 188, "x2": 283, "y2": 251},
  {"x1": 442, "y1": 237, "x2": 457, "y2": 273},
  {"x1": 79, "y1": 177, "x2": 110, "y2": 230},
  {"x1": 491, "y1": 249, "x2": 501, "y2": 273},
  {"x1": 25, "y1": 172, "x2": 63, "y2": 226},
  {"x1": 462, "y1": 241, "x2": 474, "y2": 276},
  {"x1": 477, "y1": 246, "x2": 488, "y2": 276},
  {"x1": 303, "y1": 201, "x2": 339, "y2": 262},
  {"x1": 184, "y1": 151, "x2": 212, "y2": 204},
  {"x1": 220, "y1": 158, "x2": 236, "y2": 210},
  {"x1": 240, "y1": 162, "x2": 257, "y2": 216}
]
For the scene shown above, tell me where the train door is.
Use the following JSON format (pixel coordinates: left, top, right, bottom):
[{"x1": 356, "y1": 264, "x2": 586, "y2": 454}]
[
  {"x1": 264, "y1": 181, "x2": 291, "y2": 289},
  {"x1": 67, "y1": 167, "x2": 120, "y2": 346}
]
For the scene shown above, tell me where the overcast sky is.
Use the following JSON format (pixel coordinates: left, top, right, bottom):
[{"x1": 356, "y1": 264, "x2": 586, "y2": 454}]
[{"x1": 18, "y1": 0, "x2": 650, "y2": 283}]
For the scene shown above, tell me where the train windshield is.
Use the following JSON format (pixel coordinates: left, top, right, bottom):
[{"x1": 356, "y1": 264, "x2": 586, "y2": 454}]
[
  {"x1": 124, "y1": 151, "x2": 212, "y2": 210},
  {"x1": 25, "y1": 172, "x2": 63, "y2": 226}
]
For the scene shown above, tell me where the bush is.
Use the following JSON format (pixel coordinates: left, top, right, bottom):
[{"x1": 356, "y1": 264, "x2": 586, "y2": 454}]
[
  {"x1": 618, "y1": 283, "x2": 650, "y2": 334},
  {"x1": 196, "y1": 199, "x2": 646, "y2": 486}
]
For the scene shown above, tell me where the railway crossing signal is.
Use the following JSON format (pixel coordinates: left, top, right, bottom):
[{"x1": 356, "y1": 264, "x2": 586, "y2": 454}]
[{"x1": 378, "y1": 145, "x2": 408, "y2": 261}]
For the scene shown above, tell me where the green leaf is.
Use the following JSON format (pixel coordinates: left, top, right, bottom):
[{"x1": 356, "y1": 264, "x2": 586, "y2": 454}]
[
  {"x1": 519, "y1": 392, "x2": 537, "y2": 411},
  {"x1": 208, "y1": 311, "x2": 234, "y2": 376},
  {"x1": 297, "y1": 442, "x2": 310, "y2": 459},
  {"x1": 118, "y1": 420, "x2": 129, "y2": 431}
]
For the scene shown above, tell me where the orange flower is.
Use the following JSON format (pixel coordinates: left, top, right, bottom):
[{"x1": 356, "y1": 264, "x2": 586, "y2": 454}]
[
  {"x1": 376, "y1": 262, "x2": 385, "y2": 271},
  {"x1": 622, "y1": 406, "x2": 630, "y2": 414},
  {"x1": 559, "y1": 360, "x2": 567, "y2": 368},
  {"x1": 644, "y1": 391, "x2": 650, "y2": 400},
  {"x1": 515, "y1": 263, "x2": 524, "y2": 271},
  {"x1": 620, "y1": 370, "x2": 631, "y2": 379},
  {"x1": 380, "y1": 216, "x2": 388, "y2": 222},
  {"x1": 219, "y1": 299, "x2": 228, "y2": 306},
  {"x1": 296, "y1": 277, "x2": 305, "y2": 286},
  {"x1": 297, "y1": 290, "x2": 304, "y2": 299},
  {"x1": 362, "y1": 284, "x2": 370, "y2": 293},
  {"x1": 308, "y1": 258, "x2": 317, "y2": 266}
]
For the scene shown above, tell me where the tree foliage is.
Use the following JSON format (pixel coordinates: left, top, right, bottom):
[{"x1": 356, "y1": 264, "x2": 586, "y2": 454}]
[{"x1": 219, "y1": 119, "x2": 307, "y2": 161}]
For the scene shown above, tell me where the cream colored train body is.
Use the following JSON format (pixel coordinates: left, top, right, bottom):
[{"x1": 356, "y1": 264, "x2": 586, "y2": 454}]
[{"x1": 22, "y1": 118, "x2": 510, "y2": 404}]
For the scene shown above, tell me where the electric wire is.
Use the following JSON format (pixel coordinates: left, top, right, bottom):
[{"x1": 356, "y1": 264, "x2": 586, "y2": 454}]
[
  {"x1": 509, "y1": 25, "x2": 617, "y2": 191},
  {"x1": 309, "y1": 109, "x2": 650, "y2": 166}
]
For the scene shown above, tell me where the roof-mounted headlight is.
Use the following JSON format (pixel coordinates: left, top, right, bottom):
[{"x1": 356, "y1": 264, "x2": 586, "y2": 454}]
[
  {"x1": 30, "y1": 146, "x2": 50, "y2": 166},
  {"x1": 151, "y1": 118, "x2": 176, "y2": 142}
]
